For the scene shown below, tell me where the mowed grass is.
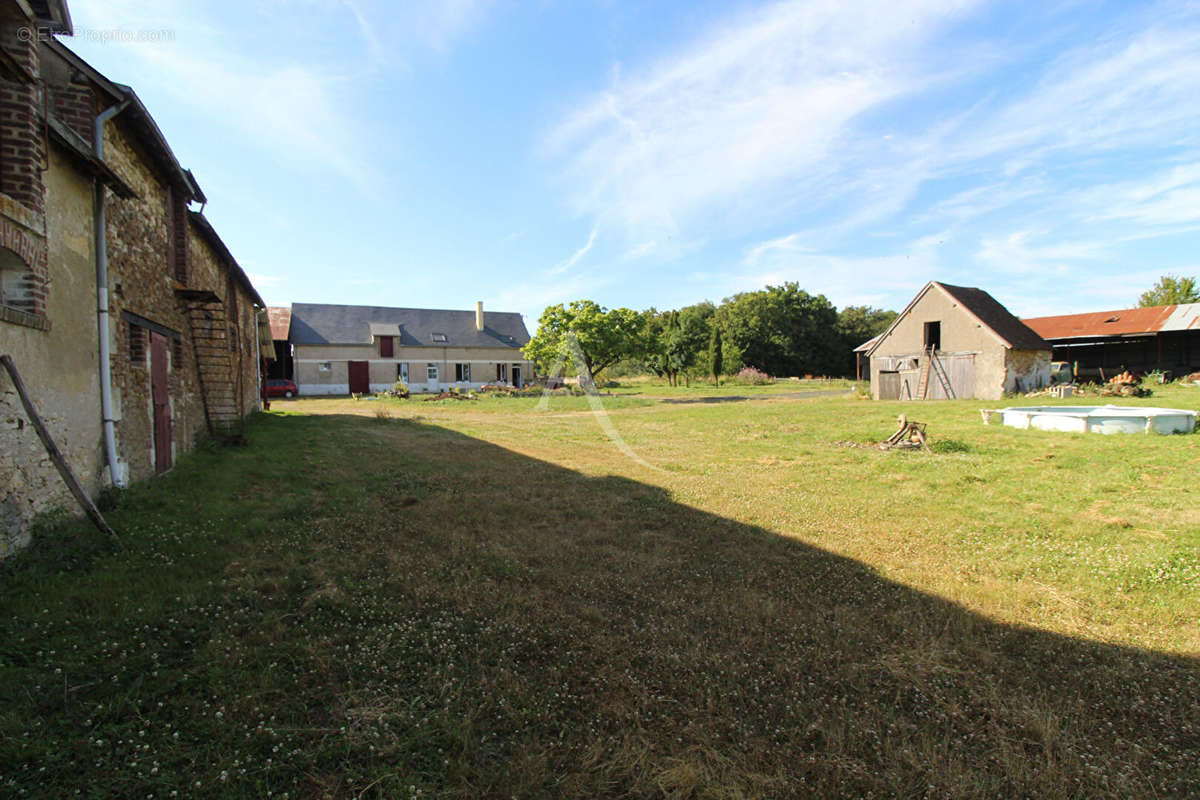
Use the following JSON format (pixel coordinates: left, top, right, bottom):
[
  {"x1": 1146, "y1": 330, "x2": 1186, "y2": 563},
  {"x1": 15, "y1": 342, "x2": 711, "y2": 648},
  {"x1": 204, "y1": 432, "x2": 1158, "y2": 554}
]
[{"x1": 2, "y1": 384, "x2": 1199, "y2": 798}]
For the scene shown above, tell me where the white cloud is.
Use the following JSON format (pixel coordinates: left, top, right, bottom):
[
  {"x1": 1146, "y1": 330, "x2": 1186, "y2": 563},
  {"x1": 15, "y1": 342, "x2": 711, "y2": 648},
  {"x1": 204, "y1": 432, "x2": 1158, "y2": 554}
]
[
  {"x1": 976, "y1": 231, "x2": 1107, "y2": 274},
  {"x1": 548, "y1": 0, "x2": 980, "y2": 239},
  {"x1": 549, "y1": 225, "x2": 599, "y2": 275}
]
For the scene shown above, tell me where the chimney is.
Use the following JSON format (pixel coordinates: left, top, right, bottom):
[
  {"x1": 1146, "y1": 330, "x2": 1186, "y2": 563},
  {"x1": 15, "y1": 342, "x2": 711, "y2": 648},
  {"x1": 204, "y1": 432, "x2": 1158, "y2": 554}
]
[{"x1": 475, "y1": 301, "x2": 484, "y2": 331}]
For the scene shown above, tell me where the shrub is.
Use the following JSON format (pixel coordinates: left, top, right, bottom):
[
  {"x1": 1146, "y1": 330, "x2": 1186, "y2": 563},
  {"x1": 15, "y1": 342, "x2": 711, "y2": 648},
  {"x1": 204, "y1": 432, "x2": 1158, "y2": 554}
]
[{"x1": 734, "y1": 367, "x2": 773, "y2": 385}]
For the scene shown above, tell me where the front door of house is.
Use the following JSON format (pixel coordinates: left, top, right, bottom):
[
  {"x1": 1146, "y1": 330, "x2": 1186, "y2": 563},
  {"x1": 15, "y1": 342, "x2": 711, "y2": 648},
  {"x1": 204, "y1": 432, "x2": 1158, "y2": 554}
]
[
  {"x1": 511, "y1": 365, "x2": 521, "y2": 389},
  {"x1": 348, "y1": 360, "x2": 370, "y2": 394},
  {"x1": 150, "y1": 331, "x2": 173, "y2": 473}
]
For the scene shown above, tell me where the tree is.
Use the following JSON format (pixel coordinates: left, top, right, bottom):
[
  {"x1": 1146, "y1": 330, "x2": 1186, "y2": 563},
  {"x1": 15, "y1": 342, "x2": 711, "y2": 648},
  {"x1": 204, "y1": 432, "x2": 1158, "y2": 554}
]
[
  {"x1": 713, "y1": 283, "x2": 841, "y2": 377},
  {"x1": 709, "y1": 325, "x2": 722, "y2": 385},
  {"x1": 523, "y1": 300, "x2": 646, "y2": 382},
  {"x1": 1139, "y1": 275, "x2": 1200, "y2": 307},
  {"x1": 836, "y1": 305, "x2": 898, "y2": 376},
  {"x1": 663, "y1": 303, "x2": 713, "y2": 386}
]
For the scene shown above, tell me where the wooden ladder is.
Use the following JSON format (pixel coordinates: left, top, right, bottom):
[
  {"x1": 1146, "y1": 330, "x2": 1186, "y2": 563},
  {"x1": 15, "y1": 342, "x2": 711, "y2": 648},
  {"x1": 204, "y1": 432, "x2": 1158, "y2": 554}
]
[
  {"x1": 928, "y1": 348, "x2": 955, "y2": 399},
  {"x1": 916, "y1": 352, "x2": 932, "y2": 399},
  {"x1": 183, "y1": 299, "x2": 243, "y2": 441}
]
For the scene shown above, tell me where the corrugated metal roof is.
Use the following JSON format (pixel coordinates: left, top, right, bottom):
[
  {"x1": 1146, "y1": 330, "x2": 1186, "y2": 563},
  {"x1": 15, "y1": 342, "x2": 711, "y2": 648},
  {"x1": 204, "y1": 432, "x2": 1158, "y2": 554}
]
[
  {"x1": 853, "y1": 334, "x2": 882, "y2": 352},
  {"x1": 289, "y1": 303, "x2": 531, "y2": 349},
  {"x1": 1023, "y1": 303, "x2": 1200, "y2": 340},
  {"x1": 267, "y1": 307, "x2": 292, "y2": 341}
]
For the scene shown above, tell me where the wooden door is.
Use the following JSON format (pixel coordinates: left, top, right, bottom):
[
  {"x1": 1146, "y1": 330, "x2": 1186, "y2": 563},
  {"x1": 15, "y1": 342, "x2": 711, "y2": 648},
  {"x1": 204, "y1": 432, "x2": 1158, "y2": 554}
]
[
  {"x1": 348, "y1": 360, "x2": 370, "y2": 394},
  {"x1": 150, "y1": 332, "x2": 173, "y2": 473},
  {"x1": 876, "y1": 371, "x2": 900, "y2": 400}
]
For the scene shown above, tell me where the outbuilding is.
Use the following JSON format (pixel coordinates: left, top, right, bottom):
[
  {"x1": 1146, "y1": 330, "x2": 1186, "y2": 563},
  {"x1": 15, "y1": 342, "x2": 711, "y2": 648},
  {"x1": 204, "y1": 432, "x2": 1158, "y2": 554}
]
[{"x1": 866, "y1": 281, "x2": 1051, "y2": 400}]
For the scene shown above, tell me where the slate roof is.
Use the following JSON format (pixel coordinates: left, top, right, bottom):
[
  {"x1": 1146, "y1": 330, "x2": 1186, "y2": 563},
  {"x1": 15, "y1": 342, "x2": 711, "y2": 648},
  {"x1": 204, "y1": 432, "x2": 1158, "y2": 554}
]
[
  {"x1": 934, "y1": 282, "x2": 1050, "y2": 351},
  {"x1": 289, "y1": 303, "x2": 531, "y2": 349}
]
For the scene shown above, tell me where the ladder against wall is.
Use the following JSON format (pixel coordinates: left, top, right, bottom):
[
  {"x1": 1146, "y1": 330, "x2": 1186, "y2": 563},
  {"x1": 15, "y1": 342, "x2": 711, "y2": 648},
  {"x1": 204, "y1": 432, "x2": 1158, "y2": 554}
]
[
  {"x1": 177, "y1": 289, "x2": 244, "y2": 442},
  {"x1": 917, "y1": 348, "x2": 956, "y2": 400}
]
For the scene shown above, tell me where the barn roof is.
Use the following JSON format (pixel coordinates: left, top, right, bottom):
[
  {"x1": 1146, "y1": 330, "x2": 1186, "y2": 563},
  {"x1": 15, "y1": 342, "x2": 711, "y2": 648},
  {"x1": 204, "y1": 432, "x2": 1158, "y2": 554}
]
[
  {"x1": 866, "y1": 281, "x2": 1050, "y2": 357},
  {"x1": 1023, "y1": 303, "x2": 1200, "y2": 340},
  {"x1": 289, "y1": 303, "x2": 531, "y2": 349},
  {"x1": 267, "y1": 307, "x2": 292, "y2": 341}
]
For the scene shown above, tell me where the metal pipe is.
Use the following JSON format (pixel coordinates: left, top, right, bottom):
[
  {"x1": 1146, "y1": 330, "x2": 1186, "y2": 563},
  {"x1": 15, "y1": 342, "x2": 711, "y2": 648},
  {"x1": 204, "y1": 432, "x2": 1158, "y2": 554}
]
[{"x1": 94, "y1": 99, "x2": 131, "y2": 487}]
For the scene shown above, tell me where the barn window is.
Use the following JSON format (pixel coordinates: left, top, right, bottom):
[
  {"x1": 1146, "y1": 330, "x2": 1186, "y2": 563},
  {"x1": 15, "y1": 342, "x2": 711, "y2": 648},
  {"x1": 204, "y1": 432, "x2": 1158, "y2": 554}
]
[
  {"x1": 924, "y1": 321, "x2": 941, "y2": 351},
  {"x1": 128, "y1": 322, "x2": 146, "y2": 366},
  {"x1": 380, "y1": 336, "x2": 394, "y2": 357},
  {"x1": 455, "y1": 363, "x2": 471, "y2": 382},
  {"x1": 0, "y1": 247, "x2": 37, "y2": 318}
]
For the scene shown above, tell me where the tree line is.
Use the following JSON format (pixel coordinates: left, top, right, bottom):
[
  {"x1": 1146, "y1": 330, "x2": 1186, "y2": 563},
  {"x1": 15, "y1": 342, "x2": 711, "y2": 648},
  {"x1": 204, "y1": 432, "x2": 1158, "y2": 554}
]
[{"x1": 523, "y1": 283, "x2": 897, "y2": 384}]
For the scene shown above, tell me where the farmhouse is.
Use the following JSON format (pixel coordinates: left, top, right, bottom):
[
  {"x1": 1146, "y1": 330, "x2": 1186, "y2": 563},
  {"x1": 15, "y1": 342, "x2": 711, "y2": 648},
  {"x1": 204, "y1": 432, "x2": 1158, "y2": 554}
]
[
  {"x1": 1022, "y1": 303, "x2": 1200, "y2": 380},
  {"x1": 866, "y1": 281, "x2": 1051, "y2": 400},
  {"x1": 289, "y1": 302, "x2": 533, "y2": 395},
  {"x1": 1, "y1": 12, "x2": 264, "y2": 551}
]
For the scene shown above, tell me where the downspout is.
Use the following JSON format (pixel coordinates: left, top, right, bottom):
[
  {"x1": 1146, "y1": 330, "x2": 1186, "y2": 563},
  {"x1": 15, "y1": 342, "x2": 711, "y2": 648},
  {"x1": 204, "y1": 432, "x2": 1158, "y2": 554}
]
[
  {"x1": 94, "y1": 99, "x2": 131, "y2": 487},
  {"x1": 254, "y1": 308, "x2": 263, "y2": 410}
]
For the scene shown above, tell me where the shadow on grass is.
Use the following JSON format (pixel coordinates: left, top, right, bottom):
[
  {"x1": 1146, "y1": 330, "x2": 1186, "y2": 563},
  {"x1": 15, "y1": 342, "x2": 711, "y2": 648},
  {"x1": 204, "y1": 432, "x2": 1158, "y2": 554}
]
[{"x1": 1, "y1": 411, "x2": 1196, "y2": 799}]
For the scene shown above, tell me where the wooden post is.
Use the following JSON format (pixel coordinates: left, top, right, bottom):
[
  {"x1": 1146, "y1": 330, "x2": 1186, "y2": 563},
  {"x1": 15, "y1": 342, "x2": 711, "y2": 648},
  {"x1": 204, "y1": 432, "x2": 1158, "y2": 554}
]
[{"x1": 0, "y1": 355, "x2": 121, "y2": 548}]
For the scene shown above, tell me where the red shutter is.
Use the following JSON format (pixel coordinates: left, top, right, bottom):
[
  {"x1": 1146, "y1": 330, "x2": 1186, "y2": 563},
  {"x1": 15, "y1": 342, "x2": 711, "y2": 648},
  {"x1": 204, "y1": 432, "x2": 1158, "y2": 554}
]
[{"x1": 380, "y1": 336, "x2": 394, "y2": 357}]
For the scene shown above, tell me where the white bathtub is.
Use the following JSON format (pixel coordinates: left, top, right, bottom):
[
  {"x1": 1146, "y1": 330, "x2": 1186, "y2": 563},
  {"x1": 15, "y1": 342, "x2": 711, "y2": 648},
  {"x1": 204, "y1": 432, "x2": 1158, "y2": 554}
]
[{"x1": 991, "y1": 405, "x2": 1196, "y2": 435}]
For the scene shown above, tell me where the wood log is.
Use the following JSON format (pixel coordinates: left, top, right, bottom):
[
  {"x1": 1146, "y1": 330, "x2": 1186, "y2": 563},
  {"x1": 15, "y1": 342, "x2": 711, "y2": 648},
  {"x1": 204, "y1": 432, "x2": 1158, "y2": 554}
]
[{"x1": 0, "y1": 355, "x2": 121, "y2": 548}]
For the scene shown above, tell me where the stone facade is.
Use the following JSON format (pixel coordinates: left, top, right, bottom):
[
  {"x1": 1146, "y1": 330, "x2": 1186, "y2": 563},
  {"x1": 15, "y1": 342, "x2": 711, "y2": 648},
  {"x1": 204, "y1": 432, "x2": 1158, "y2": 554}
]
[
  {"x1": 1, "y1": 144, "x2": 101, "y2": 554},
  {"x1": 1, "y1": 26, "x2": 265, "y2": 552},
  {"x1": 294, "y1": 343, "x2": 534, "y2": 395},
  {"x1": 0, "y1": 4, "x2": 104, "y2": 553}
]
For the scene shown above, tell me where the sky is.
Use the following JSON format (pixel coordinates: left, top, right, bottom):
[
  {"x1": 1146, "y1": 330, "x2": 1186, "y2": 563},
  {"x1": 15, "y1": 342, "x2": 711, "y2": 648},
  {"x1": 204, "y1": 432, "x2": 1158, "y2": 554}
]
[{"x1": 64, "y1": 0, "x2": 1200, "y2": 328}]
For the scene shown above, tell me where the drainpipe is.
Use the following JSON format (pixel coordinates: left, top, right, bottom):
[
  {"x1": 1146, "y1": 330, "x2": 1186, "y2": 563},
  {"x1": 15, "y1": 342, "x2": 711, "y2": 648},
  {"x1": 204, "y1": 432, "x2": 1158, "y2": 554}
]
[
  {"x1": 254, "y1": 308, "x2": 263, "y2": 410},
  {"x1": 94, "y1": 99, "x2": 131, "y2": 487}
]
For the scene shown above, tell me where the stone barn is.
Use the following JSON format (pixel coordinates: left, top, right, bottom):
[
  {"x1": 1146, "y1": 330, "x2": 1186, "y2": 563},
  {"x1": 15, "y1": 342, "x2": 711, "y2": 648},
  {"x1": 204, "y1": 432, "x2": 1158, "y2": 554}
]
[{"x1": 866, "y1": 282, "x2": 1051, "y2": 401}]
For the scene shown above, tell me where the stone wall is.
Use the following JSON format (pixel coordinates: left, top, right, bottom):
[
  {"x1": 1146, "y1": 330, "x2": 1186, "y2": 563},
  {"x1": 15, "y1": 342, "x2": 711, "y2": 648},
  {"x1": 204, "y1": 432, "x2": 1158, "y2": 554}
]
[{"x1": 1, "y1": 143, "x2": 103, "y2": 553}]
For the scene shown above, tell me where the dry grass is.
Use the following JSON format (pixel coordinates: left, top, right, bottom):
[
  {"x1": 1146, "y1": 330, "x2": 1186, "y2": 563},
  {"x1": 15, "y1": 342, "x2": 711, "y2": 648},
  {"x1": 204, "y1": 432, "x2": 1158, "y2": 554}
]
[{"x1": 2, "y1": 384, "x2": 1198, "y2": 797}]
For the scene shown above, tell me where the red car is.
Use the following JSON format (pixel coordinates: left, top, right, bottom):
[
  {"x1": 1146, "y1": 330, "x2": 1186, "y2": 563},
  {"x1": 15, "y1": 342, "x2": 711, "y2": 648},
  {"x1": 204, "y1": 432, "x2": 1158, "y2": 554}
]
[{"x1": 265, "y1": 378, "x2": 298, "y2": 398}]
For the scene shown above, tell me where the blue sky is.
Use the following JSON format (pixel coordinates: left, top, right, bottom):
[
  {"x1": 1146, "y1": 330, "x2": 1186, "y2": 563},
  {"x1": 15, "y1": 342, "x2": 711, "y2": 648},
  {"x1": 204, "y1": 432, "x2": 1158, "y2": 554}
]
[{"x1": 67, "y1": 0, "x2": 1200, "y2": 326}]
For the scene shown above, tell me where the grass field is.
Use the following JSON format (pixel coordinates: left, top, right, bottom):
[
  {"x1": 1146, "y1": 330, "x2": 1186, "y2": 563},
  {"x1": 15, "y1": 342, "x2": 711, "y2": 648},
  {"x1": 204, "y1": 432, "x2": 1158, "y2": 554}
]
[{"x1": 2, "y1": 382, "x2": 1198, "y2": 797}]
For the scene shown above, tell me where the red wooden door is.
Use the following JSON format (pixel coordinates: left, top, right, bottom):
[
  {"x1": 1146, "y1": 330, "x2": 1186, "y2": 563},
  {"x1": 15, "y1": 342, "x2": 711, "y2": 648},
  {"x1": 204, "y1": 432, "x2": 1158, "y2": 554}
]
[
  {"x1": 348, "y1": 360, "x2": 370, "y2": 394},
  {"x1": 150, "y1": 332, "x2": 173, "y2": 473}
]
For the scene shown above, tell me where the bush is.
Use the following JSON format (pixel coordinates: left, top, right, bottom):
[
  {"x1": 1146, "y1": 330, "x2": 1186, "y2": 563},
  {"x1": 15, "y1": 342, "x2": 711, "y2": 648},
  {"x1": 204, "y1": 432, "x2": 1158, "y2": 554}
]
[{"x1": 734, "y1": 367, "x2": 773, "y2": 385}]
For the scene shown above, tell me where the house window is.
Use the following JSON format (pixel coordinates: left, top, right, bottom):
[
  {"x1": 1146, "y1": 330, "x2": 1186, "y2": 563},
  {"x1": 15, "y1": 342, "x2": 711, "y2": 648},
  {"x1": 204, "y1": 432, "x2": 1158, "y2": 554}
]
[
  {"x1": 380, "y1": 336, "x2": 394, "y2": 357},
  {"x1": 431, "y1": 333, "x2": 448, "y2": 343},
  {"x1": 128, "y1": 322, "x2": 146, "y2": 366},
  {"x1": 397, "y1": 363, "x2": 408, "y2": 383},
  {"x1": 924, "y1": 321, "x2": 941, "y2": 351},
  {"x1": 496, "y1": 363, "x2": 508, "y2": 382},
  {"x1": 455, "y1": 363, "x2": 471, "y2": 382},
  {"x1": 427, "y1": 363, "x2": 438, "y2": 381},
  {"x1": 318, "y1": 361, "x2": 331, "y2": 372}
]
